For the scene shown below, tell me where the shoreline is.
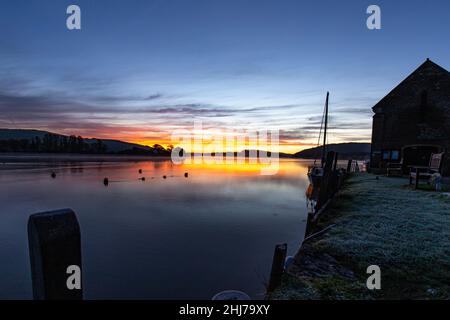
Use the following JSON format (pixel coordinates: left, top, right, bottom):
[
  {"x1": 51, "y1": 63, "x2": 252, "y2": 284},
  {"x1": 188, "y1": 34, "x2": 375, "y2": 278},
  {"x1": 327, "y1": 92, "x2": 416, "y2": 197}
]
[
  {"x1": 0, "y1": 152, "x2": 332, "y2": 165},
  {"x1": 271, "y1": 173, "x2": 450, "y2": 300},
  {"x1": 0, "y1": 153, "x2": 172, "y2": 163}
]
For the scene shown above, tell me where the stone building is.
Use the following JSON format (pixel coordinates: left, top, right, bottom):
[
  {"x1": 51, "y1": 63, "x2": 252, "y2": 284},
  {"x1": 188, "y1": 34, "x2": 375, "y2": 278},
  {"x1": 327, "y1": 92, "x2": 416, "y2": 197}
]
[{"x1": 370, "y1": 59, "x2": 450, "y2": 175}]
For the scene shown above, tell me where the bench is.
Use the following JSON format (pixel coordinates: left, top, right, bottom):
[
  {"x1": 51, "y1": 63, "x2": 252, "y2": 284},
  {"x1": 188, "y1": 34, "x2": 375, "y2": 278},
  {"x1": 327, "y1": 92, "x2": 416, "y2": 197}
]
[
  {"x1": 409, "y1": 152, "x2": 444, "y2": 189},
  {"x1": 386, "y1": 162, "x2": 403, "y2": 177}
]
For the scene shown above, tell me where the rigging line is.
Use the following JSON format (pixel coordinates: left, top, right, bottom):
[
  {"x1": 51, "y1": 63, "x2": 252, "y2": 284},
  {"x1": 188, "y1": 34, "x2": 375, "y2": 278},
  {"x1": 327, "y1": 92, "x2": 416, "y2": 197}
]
[{"x1": 313, "y1": 101, "x2": 326, "y2": 166}]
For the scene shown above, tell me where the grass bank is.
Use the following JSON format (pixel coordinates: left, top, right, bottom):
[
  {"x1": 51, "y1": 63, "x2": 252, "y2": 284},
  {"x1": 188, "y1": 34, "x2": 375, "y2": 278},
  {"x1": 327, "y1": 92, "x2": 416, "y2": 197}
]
[{"x1": 271, "y1": 173, "x2": 450, "y2": 299}]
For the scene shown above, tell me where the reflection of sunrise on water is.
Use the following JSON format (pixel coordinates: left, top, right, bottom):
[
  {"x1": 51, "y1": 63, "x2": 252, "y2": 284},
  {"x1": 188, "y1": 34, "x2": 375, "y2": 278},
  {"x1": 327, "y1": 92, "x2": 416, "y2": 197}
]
[
  {"x1": 179, "y1": 159, "x2": 309, "y2": 177},
  {"x1": 0, "y1": 158, "x2": 309, "y2": 299}
]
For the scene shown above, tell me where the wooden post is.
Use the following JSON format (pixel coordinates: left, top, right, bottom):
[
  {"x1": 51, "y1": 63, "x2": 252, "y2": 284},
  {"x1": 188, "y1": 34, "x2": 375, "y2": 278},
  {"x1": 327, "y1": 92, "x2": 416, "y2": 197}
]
[
  {"x1": 28, "y1": 209, "x2": 83, "y2": 300},
  {"x1": 333, "y1": 152, "x2": 339, "y2": 172},
  {"x1": 347, "y1": 159, "x2": 352, "y2": 173},
  {"x1": 331, "y1": 152, "x2": 339, "y2": 194},
  {"x1": 325, "y1": 151, "x2": 335, "y2": 169},
  {"x1": 267, "y1": 243, "x2": 287, "y2": 292},
  {"x1": 415, "y1": 168, "x2": 420, "y2": 189}
]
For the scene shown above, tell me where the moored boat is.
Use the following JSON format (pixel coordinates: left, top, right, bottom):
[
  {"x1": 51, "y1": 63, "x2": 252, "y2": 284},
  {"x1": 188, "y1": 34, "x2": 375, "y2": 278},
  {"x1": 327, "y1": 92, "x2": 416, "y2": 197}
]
[{"x1": 306, "y1": 92, "x2": 330, "y2": 215}]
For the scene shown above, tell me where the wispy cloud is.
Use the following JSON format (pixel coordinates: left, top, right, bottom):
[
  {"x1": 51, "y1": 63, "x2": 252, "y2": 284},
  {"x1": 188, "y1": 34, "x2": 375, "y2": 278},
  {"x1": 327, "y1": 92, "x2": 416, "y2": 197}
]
[{"x1": 0, "y1": 68, "x2": 374, "y2": 150}]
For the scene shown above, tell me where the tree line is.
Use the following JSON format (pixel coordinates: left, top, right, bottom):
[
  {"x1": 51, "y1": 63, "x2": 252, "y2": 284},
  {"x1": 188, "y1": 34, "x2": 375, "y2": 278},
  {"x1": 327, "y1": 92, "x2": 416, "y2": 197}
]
[
  {"x1": 0, "y1": 133, "x2": 173, "y2": 156},
  {"x1": 0, "y1": 133, "x2": 107, "y2": 153}
]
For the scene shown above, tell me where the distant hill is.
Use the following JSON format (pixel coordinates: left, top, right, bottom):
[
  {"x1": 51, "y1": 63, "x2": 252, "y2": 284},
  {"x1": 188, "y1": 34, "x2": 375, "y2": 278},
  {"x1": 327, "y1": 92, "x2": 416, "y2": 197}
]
[
  {"x1": 0, "y1": 129, "x2": 371, "y2": 159},
  {"x1": 0, "y1": 128, "x2": 167, "y2": 155},
  {"x1": 294, "y1": 143, "x2": 371, "y2": 160},
  {"x1": 0, "y1": 129, "x2": 48, "y2": 140},
  {"x1": 241, "y1": 150, "x2": 295, "y2": 158},
  {"x1": 84, "y1": 138, "x2": 151, "y2": 153}
]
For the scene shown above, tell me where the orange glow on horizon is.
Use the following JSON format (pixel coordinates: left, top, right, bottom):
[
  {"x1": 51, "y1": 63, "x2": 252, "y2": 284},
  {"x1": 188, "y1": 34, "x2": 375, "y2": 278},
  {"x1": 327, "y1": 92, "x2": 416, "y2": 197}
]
[
  {"x1": 34, "y1": 123, "x2": 370, "y2": 155},
  {"x1": 134, "y1": 140, "x2": 316, "y2": 154},
  {"x1": 68, "y1": 129, "x2": 329, "y2": 155}
]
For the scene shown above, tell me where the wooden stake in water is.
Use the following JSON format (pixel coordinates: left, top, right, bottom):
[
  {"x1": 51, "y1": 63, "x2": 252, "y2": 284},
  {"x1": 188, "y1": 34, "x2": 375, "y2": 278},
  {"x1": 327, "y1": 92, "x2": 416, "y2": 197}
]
[
  {"x1": 347, "y1": 159, "x2": 353, "y2": 173},
  {"x1": 267, "y1": 243, "x2": 287, "y2": 292},
  {"x1": 27, "y1": 208, "x2": 83, "y2": 300},
  {"x1": 333, "y1": 152, "x2": 339, "y2": 171}
]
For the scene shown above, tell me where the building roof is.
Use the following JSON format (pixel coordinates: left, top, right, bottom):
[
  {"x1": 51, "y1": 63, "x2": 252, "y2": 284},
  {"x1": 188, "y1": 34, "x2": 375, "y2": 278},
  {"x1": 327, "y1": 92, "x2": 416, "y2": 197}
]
[{"x1": 372, "y1": 59, "x2": 450, "y2": 112}]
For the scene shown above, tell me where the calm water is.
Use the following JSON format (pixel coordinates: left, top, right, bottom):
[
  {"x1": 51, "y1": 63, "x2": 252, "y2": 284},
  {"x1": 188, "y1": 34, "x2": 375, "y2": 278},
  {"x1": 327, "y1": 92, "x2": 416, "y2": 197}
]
[{"x1": 0, "y1": 157, "x2": 311, "y2": 299}]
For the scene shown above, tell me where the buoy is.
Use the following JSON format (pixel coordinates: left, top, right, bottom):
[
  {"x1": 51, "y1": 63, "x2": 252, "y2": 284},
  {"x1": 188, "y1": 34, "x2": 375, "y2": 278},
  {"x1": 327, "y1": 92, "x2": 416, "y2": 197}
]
[
  {"x1": 138, "y1": 169, "x2": 142, "y2": 174},
  {"x1": 163, "y1": 175, "x2": 167, "y2": 179},
  {"x1": 212, "y1": 290, "x2": 251, "y2": 300},
  {"x1": 103, "y1": 178, "x2": 109, "y2": 186},
  {"x1": 51, "y1": 172, "x2": 56, "y2": 179},
  {"x1": 184, "y1": 172, "x2": 188, "y2": 178}
]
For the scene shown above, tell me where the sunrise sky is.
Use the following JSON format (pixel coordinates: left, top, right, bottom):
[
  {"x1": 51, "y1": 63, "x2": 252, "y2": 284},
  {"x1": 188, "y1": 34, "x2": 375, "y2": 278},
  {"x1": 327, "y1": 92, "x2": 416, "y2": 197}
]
[{"x1": 1, "y1": 0, "x2": 449, "y2": 153}]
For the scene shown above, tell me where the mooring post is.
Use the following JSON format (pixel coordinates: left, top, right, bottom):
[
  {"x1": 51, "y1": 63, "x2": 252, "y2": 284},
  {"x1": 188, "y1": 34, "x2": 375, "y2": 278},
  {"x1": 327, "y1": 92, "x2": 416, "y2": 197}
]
[
  {"x1": 415, "y1": 168, "x2": 420, "y2": 189},
  {"x1": 347, "y1": 159, "x2": 352, "y2": 173},
  {"x1": 332, "y1": 152, "x2": 339, "y2": 193},
  {"x1": 28, "y1": 208, "x2": 83, "y2": 300},
  {"x1": 333, "y1": 152, "x2": 339, "y2": 172},
  {"x1": 267, "y1": 243, "x2": 287, "y2": 292}
]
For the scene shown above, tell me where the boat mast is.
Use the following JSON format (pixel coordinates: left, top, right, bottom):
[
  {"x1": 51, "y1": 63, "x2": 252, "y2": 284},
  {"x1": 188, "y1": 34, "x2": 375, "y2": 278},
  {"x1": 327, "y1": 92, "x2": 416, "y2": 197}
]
[{"x1": 321, "y1": 91, "x2": 329, "y2": 167}]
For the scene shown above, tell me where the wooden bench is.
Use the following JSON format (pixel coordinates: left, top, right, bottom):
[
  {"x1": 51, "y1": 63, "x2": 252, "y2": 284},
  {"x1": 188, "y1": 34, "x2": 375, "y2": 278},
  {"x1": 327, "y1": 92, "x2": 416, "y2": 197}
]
[
  {"x1": 386, "y1": 162, "x2": 403, "y2": 177},
  {"x1": 409, "y1": 152, "x2": 444, "y2": 189}
]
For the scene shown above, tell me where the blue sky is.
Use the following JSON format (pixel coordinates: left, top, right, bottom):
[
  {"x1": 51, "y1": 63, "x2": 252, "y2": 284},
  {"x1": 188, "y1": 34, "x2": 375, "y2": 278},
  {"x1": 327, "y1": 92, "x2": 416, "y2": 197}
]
[{"x1": 0, "y1": 0, "x2": 449, "y2": 152}]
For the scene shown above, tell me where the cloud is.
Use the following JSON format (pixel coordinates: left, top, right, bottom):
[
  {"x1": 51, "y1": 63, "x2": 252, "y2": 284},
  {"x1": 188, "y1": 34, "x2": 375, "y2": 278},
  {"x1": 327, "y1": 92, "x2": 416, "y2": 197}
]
[
  {"x1": 0, "y1": 72, "x2": 373, "y2": 146},
  {"x1": 91, "y1": 93, "x2": 164, "y2": 103},
  {"x1": 279, "y1": 129, "x2": 312, "y2": 141},
  {"x1": 0, "y1": 87, "x2": 310, "y2": 121},
  {"x1": 334, "y1": 106, "x2": 373, "y2": 115}
]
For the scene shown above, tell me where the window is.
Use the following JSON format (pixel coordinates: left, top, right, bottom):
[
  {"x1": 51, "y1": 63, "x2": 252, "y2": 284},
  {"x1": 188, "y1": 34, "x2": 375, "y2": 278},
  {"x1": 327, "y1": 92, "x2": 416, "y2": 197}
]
[
  {"x1": 391, "y1": 151, "x2": 400, "y2": 160},
  {"x1": 382, "y1": 151, "x2": 390, "y2": 160}
]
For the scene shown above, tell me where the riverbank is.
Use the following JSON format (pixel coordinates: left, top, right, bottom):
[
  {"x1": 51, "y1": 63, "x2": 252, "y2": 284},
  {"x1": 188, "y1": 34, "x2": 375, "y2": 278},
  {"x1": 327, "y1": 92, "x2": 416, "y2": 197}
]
[
  {"x1": 0, "y1": 153, "x2": 172, "y2": 162},
  {"x1": 0, "y1": 153, "x2": 174, "y2": 170},
  {"x1": 271, "y1": 173, "x2": 450, "y2": 299}
]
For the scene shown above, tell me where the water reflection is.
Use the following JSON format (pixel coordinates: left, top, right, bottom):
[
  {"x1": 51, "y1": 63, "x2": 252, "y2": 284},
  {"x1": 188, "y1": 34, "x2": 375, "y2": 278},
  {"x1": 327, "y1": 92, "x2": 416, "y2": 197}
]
[{"x1": 0, "y1": 158, "x2": 311, "y2": 299}]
